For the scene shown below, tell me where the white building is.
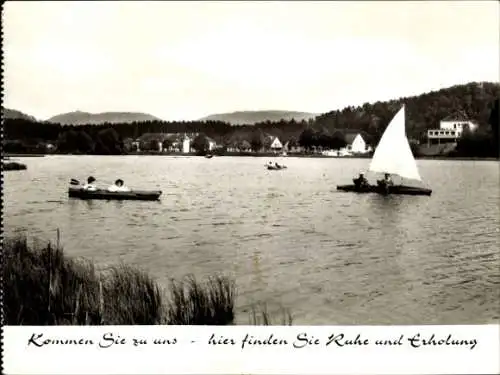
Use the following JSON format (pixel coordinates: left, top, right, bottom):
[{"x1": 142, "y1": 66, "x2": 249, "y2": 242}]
[
  {"x1": 427, "y1": 113, "x2": 478, "y2": 145},
  {"x1": 182, "y1": 137, "x2": 191, "y2": 153},
  {"x1": 206, "y1": 137, "x2": 217, "y2": 151},
  {"x1": 344, "y1": 133, "x2": 371, "y2": 154},
  {"x1": 322, "y1": 149, "x2": 352, "y2": 157},
  {"x1": 270, "y1": 137, "x2": 283, "y2": 151}
]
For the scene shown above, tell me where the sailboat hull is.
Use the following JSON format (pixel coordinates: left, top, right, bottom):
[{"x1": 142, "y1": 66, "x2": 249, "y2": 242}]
[{"x1": 336, "y1": 184, "x2": 432, "y2": 196}]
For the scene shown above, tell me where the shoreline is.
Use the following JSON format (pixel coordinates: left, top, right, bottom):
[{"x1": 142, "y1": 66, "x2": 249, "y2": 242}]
[
  {"x1": 6, "y1": 152, "x2": 499, "y2": 161},
  {"x1": 4, "y1": 153, "x2": 46, "y2": 158}
]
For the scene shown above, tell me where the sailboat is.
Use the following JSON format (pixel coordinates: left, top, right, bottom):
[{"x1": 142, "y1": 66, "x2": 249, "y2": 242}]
[{"x1": 336, "y1": 105, "x2": 432, "y2": 196}]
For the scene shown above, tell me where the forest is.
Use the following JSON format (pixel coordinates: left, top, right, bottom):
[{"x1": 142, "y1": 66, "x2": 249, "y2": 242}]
[{"x1": 3, "y1": 82, "x2": 499, "y2": 157}]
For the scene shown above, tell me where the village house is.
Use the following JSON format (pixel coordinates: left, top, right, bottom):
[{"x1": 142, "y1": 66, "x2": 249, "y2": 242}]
[
  {"x1": 134, "y1": 132, "x2": 201, "y2": 153},
  {"x1": 226, "y1": 142, "x2": 239, "y2": 152},
  {"x1": 344, "y1": 133, "x2": 372, "y2": 154},
  {"x1": 182, "y1": 136, "x2": 191, "y2": 153},
  {"x1": 426, "y1": 112, "x2": 478, "y2": 145},
  {"x1": 239, "y1": 140, "x2": 252, "y2": 152},
  {"x1": 283, "y1": 140, "x2": 303, "y2": 153},
  {"x1": 320, "y1": 130, "x2": 372, "y2": 156},
  {"x1": 205, "y1": 136, "x2": 217, "y2": 151},
  {"x1": 136, "y1": 133, "x2": 170, "y2": 152},
  {"x1": 260, "y1": 134, "x2": 283, "y2": 152},
  {"x1": 270, "y1": 136, "x2": 283, "y2": 153}
]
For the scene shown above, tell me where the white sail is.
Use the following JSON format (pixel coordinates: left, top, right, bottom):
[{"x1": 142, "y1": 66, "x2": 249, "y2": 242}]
[{"x1": 369, "y1": 105, "x2": 422, "y2": 181}]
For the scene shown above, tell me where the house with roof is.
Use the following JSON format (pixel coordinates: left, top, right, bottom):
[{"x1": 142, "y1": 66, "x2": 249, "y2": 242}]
[
  {"x1": 322, "y1": 130, "x2": 372, "y2": 156},
  {"x1": 283, "y1": 139, "x2": 303, "y2": 153},
  {"x1": 135, "y1": 132, "x2": 200, "y2": 153},
  {"x1": 270, "y1": 136, "x2": 283, "y2": 153},
  {"x1": 343, "y1": 133, "x2": 371, "y2": 154},
  {"x1": 239, "y1": 140, "x2": 252, "y2": 151},
  {"x1": 426, "y1": 112, "x2": 478, "y2": 145},
  {"x1": 205, "y1": 136, "x2": 217, "y2": 151}
]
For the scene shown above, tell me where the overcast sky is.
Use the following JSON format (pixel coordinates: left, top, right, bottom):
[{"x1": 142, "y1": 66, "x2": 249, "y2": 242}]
[{"x1": 3, "y1": 1, "x2": 499, "y2": 121}]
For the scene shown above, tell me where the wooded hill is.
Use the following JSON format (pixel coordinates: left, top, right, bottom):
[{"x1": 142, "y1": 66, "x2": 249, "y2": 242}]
[
  {"x1": 3, "y1": 81, "x2": 499, "y2": 157},
  {"x1": 313, "y1": 81, "x2": 499, "y2": 142}
]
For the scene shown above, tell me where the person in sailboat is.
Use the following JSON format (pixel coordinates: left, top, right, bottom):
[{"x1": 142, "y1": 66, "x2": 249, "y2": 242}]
[
  {"x1": 383, "y1": 173, "x2": 394, "y2": 186},
  {"x1": 377, "y1": 173, "x2": 394, "y2": 193},
  {"x1": 82, "y1": 176, "x2": 98, "y2": 191},
  {"x1": 107, "y1": 179, "x2": 131, "y2": 192},
  {"x1": 353, "y1": 172, "x2": 369, "y2": 188}
]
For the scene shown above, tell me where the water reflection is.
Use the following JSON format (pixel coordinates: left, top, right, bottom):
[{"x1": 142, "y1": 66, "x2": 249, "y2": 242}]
[{"x1": 3, "y1": 156, "x2": 499, "y2": 324}]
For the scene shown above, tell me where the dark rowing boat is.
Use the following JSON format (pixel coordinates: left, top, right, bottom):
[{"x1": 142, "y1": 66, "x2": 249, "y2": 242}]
[
  {"x1": 266, "y1": 165, "x2": 287, "y2": 170},
  {"x1": 4, "y1": 161, "x2": 27, "y2": 171},
  {"x1": 336, "y1": 184, "x2": 432, "y2": 196},
  {"x1": 68, "y1": 187, "x2": 162, "y2": 201}
]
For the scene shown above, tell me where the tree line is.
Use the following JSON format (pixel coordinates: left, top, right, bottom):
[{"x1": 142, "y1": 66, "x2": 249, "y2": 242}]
[{"x1": 3, "y1": 82, "x2": 499, "y2": 157}]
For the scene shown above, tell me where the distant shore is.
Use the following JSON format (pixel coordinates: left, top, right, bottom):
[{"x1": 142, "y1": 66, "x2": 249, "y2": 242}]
[
  {"x1": 5, "y1": 153, "x2": 46, "y2": 158},
  {"x1": 6, "y1": 152, "x2": 499, "y2": 161}
]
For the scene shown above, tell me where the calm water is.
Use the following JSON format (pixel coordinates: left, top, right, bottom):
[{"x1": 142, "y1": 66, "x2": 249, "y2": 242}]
[{"x1": 4, "y1": 155, "x2": 499, "y2": 324}]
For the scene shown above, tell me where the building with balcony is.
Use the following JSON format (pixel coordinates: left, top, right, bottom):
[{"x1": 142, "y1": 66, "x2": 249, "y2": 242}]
[{"x1": 427, "y1": 112, "x2": 478, "y2": 145}]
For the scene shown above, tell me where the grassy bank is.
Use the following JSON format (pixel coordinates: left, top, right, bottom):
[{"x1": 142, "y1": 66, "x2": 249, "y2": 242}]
[{"x1": 3, "y1": 236, "x2": 291, "y2": 325}]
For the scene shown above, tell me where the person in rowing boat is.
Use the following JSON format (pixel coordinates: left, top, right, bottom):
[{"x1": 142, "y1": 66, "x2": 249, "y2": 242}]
[
  {"x1": 353, "y1": 173, "x2": 369, "y2": 189},
  {"x1": 107, "y1": 179, "x2": 131, "y2": 192},
  {"x1": 82, "y1": 176, "x2": 98, "y2": 191}
]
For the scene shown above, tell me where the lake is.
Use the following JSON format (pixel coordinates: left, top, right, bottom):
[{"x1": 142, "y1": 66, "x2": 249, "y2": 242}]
[{"x1": 3, "y1": 155, "x2": 499, "y2": 324}]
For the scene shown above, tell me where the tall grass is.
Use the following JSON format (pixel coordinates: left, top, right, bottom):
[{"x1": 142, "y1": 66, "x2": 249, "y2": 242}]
[
  {"x1": 100, "y1": 265, "x2": 164, "y2": 325},
  {"x1": 248, "y1": 303, "x2": 293, "y2": 326},
  {"x1": 3, "y1": 235, "x2": 291, "y2": 326},
  {"x1": 3, "y1": 236, "x2": 102, "y2": 325},
  {"x1": 165, "y1": 275, "x2": 235, "y2": 325}
]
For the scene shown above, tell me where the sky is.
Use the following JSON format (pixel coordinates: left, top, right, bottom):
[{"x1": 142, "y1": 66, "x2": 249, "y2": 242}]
[{"x1": 3, "y1": 1, "x2": 499, "y2": 121}]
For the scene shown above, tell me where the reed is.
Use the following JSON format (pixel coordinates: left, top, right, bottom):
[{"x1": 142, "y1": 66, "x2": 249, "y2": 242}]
[
  {"x1": 99, "y1": 264, "x2": 164, "y2": 325},
  {"x1": 165, "y1": 275, "x2": 235, "y2": 325},
  {"x1": 2, "y1": 236, "x2": 102, "y2": 325},
  {"x1": 3, "y1": 235, "x2": 290, "y2": 326},
  {"x1": 248, "y1": 303, "x2": 293, "y2": 326}
]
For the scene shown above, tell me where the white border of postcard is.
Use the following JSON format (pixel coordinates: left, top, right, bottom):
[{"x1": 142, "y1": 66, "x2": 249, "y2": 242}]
[{"x1": 3, "y1": 324, "x2": 500, "y2": 374}]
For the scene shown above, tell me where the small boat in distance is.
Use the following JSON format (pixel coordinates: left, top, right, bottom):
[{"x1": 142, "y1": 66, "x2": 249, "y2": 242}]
[
  {"x1": 3, "y1": 161, "x2": 27, "y2": 171},
  {"x1": 266, "y1": 162, "x2": 287, "y2": 170},
  {"x1": 336, "y1": 105, "x2": 432, "y2": 196},
  {"x1": 68, "y1": 179, "x2": 162, "y2": 201}
]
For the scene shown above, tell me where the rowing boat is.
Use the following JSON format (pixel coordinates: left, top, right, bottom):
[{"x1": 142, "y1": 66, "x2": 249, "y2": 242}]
[
  {"x1": 336, "y1": 184, "x2": 432, "y2": 196},
  {"x1": 68, "y1": 187, "x2": 162, "y2": 201},
  {"x1": 4, "y1": 161, "x2": 27, "y2": 171},
  {"x1": 336, "y1": 105, "x2": 432, "y2": 196},
  {"x1": 266, "y1": 165, "x2": 287, "y2": 170}
]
